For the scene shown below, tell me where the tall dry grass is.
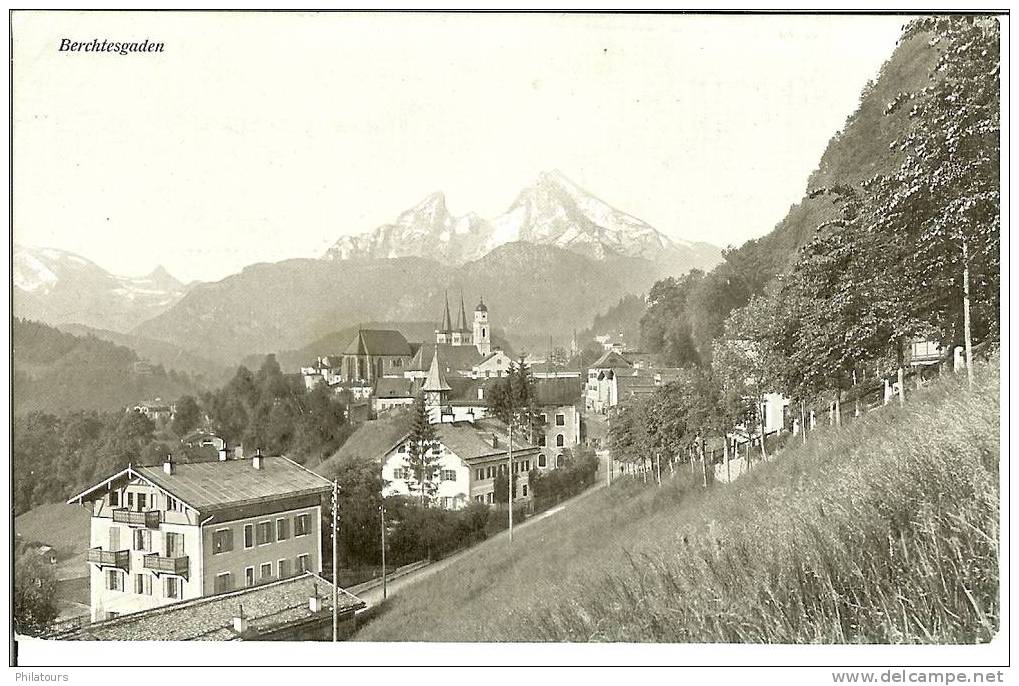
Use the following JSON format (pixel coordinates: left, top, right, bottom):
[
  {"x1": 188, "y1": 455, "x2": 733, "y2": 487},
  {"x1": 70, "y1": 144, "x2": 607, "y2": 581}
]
[{"x1": 357, "y1": 359, "x2": 999, "y2": 643}]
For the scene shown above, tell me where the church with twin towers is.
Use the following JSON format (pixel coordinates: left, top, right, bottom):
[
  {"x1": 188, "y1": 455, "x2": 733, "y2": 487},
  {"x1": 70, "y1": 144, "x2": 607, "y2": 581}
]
[{"x1": 435, "y1": 292, "x2": 491, "y2": 357}]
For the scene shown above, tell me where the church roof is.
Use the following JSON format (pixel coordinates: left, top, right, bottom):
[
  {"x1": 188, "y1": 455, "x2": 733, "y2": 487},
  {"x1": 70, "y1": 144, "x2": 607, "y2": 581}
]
[
  {"x1": 410, "y1": 343, "x2": 483, "y2": 373},
  {"x1": 475, "y1": 296, "x2": 488, "y2": 313},
  {"x1": 343, "y1": 329, "x2": 413, "y2": 357},
  {"x1": 422, "y1": 349, "x2": 452, "y2": 393},
  {"x1": 439, "y1": 294, "x2": 453, "y2": 333},
  {"x1": 456, "y1": 293, "x2": 470, "y2": 332}
]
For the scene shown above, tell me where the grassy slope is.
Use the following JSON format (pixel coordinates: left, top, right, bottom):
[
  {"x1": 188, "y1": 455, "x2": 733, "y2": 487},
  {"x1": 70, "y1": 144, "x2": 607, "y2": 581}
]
[{"x1": 357, "y1": 359, "x2": 999, "y2": 643}]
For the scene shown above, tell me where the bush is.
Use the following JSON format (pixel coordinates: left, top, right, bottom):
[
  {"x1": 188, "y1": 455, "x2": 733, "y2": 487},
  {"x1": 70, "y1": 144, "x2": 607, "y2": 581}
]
[{"x1": 529, "y1": 447, "x2": 600, "y2": 511}]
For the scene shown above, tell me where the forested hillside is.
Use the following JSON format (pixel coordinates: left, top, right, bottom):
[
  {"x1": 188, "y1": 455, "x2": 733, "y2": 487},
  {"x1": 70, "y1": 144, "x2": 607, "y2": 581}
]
[
  {"x1": 13, "y1": 318, "x2": 206, "y2": 414},
  {"x1": 636, "y1": 27, "x2": 942, "y2": 367}
]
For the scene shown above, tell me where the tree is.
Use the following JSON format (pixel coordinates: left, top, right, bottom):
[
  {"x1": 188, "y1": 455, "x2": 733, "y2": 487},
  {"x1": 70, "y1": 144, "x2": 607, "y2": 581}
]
[
  {"x1": 405, "y1": 394, "x2": 439, "y2": 507},
  {"x1": 13, "y1": 542, "x2": 59, "y2": 635},
  {"x1": 171, "y1": 395, "x2": 201, "y2": 436}
]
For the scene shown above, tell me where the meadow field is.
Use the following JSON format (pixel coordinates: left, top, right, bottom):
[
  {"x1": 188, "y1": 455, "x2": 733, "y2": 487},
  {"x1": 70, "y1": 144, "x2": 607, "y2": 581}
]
[{"x1": 356, "y1": 358, "x2": 1000, "y2": 643}]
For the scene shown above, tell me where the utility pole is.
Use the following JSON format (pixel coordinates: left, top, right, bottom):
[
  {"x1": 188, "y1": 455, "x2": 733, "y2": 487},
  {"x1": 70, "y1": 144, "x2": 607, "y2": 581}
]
[
  {"x1": 508, "y1": 423, "x2": 514, "y2": 542},
  {"x1": 380, "y1": 502, "x2": 387, "y2": 601},
  {"x1": 331, "y1": 479, "x2": 338, "y2": 642}
]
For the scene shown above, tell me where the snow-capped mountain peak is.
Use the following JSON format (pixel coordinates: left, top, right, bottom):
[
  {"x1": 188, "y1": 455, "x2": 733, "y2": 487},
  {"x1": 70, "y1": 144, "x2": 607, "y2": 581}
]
[{"x1": 323, "y1": 171, "x2": 718, "y2": 268}]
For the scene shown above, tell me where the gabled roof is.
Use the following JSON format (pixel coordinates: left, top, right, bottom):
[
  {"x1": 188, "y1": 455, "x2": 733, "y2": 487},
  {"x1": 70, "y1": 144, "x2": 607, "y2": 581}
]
[
  {"x1": 422, "y1": 349, "x2": 452, "y2": 393},
  {"x1": 591, "y1": 350, "x2": 634, "y2": 369},
  {"x1": 314, "y1": 410, "x2": 414, "y2": 476},
  {"x1": 434, "y1": 420, "x2": 537, "y2": 462},
  {"x1": 50, "y1": 572, "x2": 364, "y2": 641},
  {"x1": 410, "y1": 343, "x2": 483, "y2": 373},
  {"x1": 68, "y1": 457, "x2": 332, "y2": 514},
  {"x1": 343, "y1": 329, "x2": 413, "y2": 357}
]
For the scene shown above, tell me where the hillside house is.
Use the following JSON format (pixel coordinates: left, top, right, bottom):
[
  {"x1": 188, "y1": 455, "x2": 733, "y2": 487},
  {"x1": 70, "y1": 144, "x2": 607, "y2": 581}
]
[
  {"x1": 471, "y1": 349, "x2": 513, "y2": 379},
  {"x1": 381, "y1": 418, "x2": 540, "y2": 509},
  {"x1": 373, "y1": 377, "x2": 421, "y2": 415},
  {"x1": 585, "y1": 350, "x2": 633, "y2": 412},
  {"x1": 131, "y1": 399, "x2": 174, "y2": 423},
  {"x1": 67, "y1": 453, "x2": 331, "y2": 622}
]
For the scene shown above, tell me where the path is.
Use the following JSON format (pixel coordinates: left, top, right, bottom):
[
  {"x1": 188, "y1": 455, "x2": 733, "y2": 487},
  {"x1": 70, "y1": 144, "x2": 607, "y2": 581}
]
[{"x1": 352, "y1": 448, "x2": 611, "y2": 609}]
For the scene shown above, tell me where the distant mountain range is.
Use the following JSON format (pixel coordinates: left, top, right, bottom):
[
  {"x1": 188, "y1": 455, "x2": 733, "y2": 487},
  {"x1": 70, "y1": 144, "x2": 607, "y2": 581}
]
[
  {"x1": 15, "y1": 173, "x2": 723, "y2": 368},
  {"x1": 324, "y1": 170, "x2": 721, "y2": 271},
  {"x1": 13, "y1": 245, "x2": 190, "y2": 332}
]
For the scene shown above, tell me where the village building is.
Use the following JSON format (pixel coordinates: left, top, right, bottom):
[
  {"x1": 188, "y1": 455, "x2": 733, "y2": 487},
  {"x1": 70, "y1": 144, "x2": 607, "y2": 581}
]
[
  {"x1": 67, "y1": 452, "x2": 332, "y2": 622},
  {"x1": 130, "y1": 398, "x2": 174, "y2": 424},
  {"x1": 585, "y1": 349, "x2": 634, "y2": 412},
  {"x1": 471, "y1": 349, "x2": 513, "y2": 379},
  {"x1": 532, "y1": 378, "x2": 585, "y2": 470},
  {"x1": 434, "y1": 292, "x2": 492, "y2": 356},
  {"x1": 180, "y1": 430, "x2": 225, "y2": 452},
  {"x1": 373, "y1": 377, "x2": 421, "y2": 416},
  {"x1": 380, "y1": 418, "x2": 539, "y2": 509},
  {"x1": 47, "y1": 572, "x2": 364, "y2": 641},
  {"x1": 340, "y1": 329, "x2": 415, "y2": 383}
]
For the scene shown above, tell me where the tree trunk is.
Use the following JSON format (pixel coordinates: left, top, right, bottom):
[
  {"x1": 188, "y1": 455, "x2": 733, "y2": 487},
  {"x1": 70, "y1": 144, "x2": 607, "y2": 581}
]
[
  {"x1": 962, "y1": 235, "x2": 975, "y2": 388},
  {"x1": 655, "y1": 451, "x2": 662, "y2": 487},
  {"x1": 758, "y1": 399, "x2": 768, "y2": 461},
  {"x1": 508, "y1": 425, "x2": 514, "y2": 542},
  {"x1": 835, "y1": 392, "x2": 842, "y2": 427},
  {"x1": 723, "y1": 434, "x2": 730, "y2": 483},
  {"x1": 897, "y1": 367, "x2": 905, "y2": 406},
  {"x1": 800, "y1": 401, "x2": 806, "y2": 445}
]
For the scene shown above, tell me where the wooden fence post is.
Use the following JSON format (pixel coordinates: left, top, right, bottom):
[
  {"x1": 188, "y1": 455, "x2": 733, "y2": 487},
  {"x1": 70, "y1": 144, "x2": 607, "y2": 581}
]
[{"x1": 898, "y1": 367, "x2": 906, "y2": 405}]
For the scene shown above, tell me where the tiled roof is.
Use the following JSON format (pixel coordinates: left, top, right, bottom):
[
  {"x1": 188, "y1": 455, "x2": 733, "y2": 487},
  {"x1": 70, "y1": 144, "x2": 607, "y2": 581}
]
[
  {"x1": 375, "y1": 377, "x2": 419, "y2": 399},
  {"x1": 411, "y1": 343, "x2": 483, "y2": 373},
  {"x1": 591, "y1": 350, "x2": 633, "y2": 369},
  {"x1": 133, "y1": 456, "x2": 332, "y2": 512},
  {"x1": 436, "y1": 420, "x2": 537, "y2": 462},
  {"x1": 314, "y1": 410, "x2": 414, "y2": 476},
  {"x1": 343, "y1": 329, "x2": 413, "y2": 357},
  {"x1": 54, "y1": 572, "x2": 364, "y2": 641}
]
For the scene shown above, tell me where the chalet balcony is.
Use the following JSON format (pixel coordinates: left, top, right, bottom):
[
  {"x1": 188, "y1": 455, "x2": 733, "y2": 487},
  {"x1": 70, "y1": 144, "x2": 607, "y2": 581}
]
[
  {"x1": 143, "y1": 553, "x2": 189, "y2": 580},
  {"x1": 112, "y1": 508, "x2": 161, "y2": 528},
  {"x1": 87, "y1": 547, "x2": 130, "y2": 570}
]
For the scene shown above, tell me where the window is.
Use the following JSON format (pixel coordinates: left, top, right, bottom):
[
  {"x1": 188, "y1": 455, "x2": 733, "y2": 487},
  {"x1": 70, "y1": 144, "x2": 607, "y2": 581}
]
[
  {"x1": 165, "y1": 531, "x2": 184, "y2": 558},
  {"x1": 133, "y1": 529, "x2": 151, "y2": 551},
  {"x1": 257, "y1": 521, "x2": 273, "y2": 546},
  {"x1": 245, "y1": 567, "x2": 255, "y2": 587},
  {"x1": 278, "y1": 559, "x2": 290, "y2": 579},
  {"x1": 296, "y1": 554, "x2": 309, "y2": 574},
  {"x1": 556, "y1": 434, "x2": 565, "y2": 447},
  {"x1": 397, "y1": 444, "x2": 406, "y2": 453},
  {"x1": 106, "y1": 570, "x2": 123, "y2": 592},
  {"x1": 166, "y1": 495, "x2": 177, "y2": 511},
  {"x1": 126, "y1": 492, "x2": 134, "y2": 509},
  {"x1": 244, "y1": 524, "x2": 254, "y2": 549},
  {"x1": 522, "y1": 485, "x2": 528, "y2": 497},
  {"x1": 525, "y1": 460, "x2": 530, "y2": 471},
  {"x1": 105, "y1": 611, "x2": 120, "y2": 620},
  {"x1": 393, "y1": 467, "x2": 407, "y2": 480},
  {"x1": 538, "y1": 454, "x2": 547, "y2": 468},
  {"x1": 486, "y1": 466, "x2": 493, "y2": 479},
  {"x1": 486, "y1": 492, "x2": 494, "y2": 504},
  {"x1": 276, "y1": 518, "x2": 289, "y2": 541},
  {"x1": 260, "y1": 563, "x2": 272, "y2": 582},
  {"x1": 137, "y1": 493, "x2": 148, "y2": 511},
  {"x1": 475, "y1": 468, "x2": 484, "y2": 481},
  {"x1": 164, "y1": 574, "x2": 182, "y2": 595},
  {"x1": 295, "y1": 514, "x2": 309, "y2": 537},
  {"x1": 556, "y1": 454, "x2": 565, "y2": 468},
  {"x1": 441, "y1": 469, "x2": 456, "y2": 482},
  {"x1": 556, "y1": 414, "x2": 565, "y2": 426},
  {"x1": 214, "y1": 572, "x2": 232, "y2": 594},
  {"x1": 134, "y1": 573, "x2": 152, "y2": 595},
  {"x1": 540, "y1": 413, "x2": 547, "y2": 423},
  {"x1": 212, "y1": 528, "x2": 233, "y2": 554},
  {"x1": 109, "y1": 490, "x2": 119, "y2": 507},
  {"x1": 538, "y1": 434, "x2": 546, "y2": 446}
]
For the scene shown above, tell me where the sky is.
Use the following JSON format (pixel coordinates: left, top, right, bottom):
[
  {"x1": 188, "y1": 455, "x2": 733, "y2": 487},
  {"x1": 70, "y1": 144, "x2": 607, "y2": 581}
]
[{"x1": 12, "y1": 12, "x2": 909, "y2": 283}]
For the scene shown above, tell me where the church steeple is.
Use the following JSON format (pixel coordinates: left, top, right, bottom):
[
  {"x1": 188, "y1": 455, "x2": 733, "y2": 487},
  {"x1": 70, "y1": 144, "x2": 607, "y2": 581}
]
[{"x1": 436, "y1": 292, "x2": 453, "y2": 344}]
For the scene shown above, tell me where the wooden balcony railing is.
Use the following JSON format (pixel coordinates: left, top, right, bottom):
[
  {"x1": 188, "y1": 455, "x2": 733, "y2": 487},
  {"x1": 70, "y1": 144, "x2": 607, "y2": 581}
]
[
  {"x1": 87, "y1": 547, "x2": 130, "y2": 570},
  {"x1": 143, "y1": 553, "x2": 189, "y2": 579},
  {"x1": 112, "y1": 508, "x2": 161, "y2": 528}
]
